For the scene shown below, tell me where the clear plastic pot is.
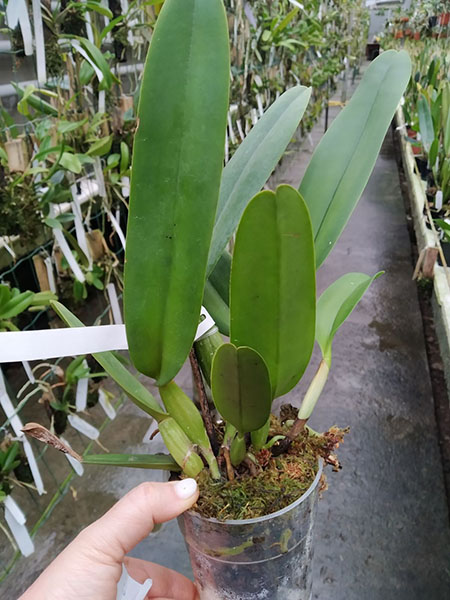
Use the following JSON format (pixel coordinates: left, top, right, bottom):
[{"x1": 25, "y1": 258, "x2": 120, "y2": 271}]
[{"x1": 178, "y1": 461, "x2": 323, "y2": 600}]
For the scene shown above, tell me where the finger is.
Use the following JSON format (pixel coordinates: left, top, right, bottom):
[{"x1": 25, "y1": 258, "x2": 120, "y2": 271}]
[
  {"x1": 124, "y1": 556, "x2": 198, "y2": 600},
  {"x1": 78, "y1": 479, "x2": 198, "y2": 561}
]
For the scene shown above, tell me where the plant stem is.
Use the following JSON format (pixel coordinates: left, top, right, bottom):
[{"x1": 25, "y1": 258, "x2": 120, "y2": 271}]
[
  {"x1": 222, "y1": 447, "x2": 235, "y2": 481},
  {"x1": 298, "y1": 359, "x2": 330, "y2": 420},
  {"x1": 272, "y1": 359, "x2": 329, "y2": 457},
  {"x1": 189, "y1": 348, "x2": 219, "y2": 455}
]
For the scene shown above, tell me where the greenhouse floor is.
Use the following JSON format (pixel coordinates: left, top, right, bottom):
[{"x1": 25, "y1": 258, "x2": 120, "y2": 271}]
[{"x1": 2, "y1": 71, "x2": 450, "y2": 599}]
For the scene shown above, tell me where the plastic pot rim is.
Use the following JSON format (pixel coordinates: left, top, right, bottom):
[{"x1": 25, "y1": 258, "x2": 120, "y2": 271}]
[{"x1": 187, "y1": 458, "x2": 323, "y2": 526}]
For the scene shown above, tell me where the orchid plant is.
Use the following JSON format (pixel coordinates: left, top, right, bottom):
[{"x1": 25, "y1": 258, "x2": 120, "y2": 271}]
[{"x1": 26, "y1": 0, "x2": 411, "y2": 485}]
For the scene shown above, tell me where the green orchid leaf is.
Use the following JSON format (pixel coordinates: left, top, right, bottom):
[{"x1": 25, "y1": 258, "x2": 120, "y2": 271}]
[
  {"x1": 159, "y1": 381, "x2": 211, "y2": 451},
  {"x1": 124, "y1": 0, "x2": 229, "y2": 385},
  {"x1": 83, "y1": 453, "x2": 180, "y2": 470},
  {"x1": 12, "y1": 83, "x2": 58, "y2": 117},
  {"x1": 0, "y1": 292, "x2": 34, "y2": 320},
  {"x1": 87, "y1": 135, "x2": 113, "y2": 157},
  {"x1": 72, "y1": 37, "x2": 119, "y2": 89},
  {"x1": 299, "y1": 50, "x2": 411, "y2": 268},
  {"x1": 211, "y1": 343, "x2": 272, "y2": 434},
  {"x1": 60, "y1": 152, "x2": 82, "y2": 174},
  {"x1": 50, "y1": 301, "x2": 168, "y2": 421},
  {"x1": 417, "y1": 93, "x2": 434, "y2": 154},
  {"x1": 203, "y1": 280, "x2": 230, "y2": 336},
  {"x1": 230, "y1": 185, "x2": 315, "y2": 397},
  {"x1": 316, "y1": 271, "x2": 383, "y2": 366},
  {"x1": 207, "y1": 85, "x2": 311, "y2": 275}
]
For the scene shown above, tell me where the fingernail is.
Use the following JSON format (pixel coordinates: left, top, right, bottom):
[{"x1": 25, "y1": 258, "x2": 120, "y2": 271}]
[{"x1": 174, "y1": 478, "x2": 197, "y2": 499}]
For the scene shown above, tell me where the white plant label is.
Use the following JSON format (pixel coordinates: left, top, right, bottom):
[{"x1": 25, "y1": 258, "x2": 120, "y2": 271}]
[
  {"x1": 71, "y1": 195, "x2": 93, "y2": 269},
  {"x1": 107, "y1": 209, "x2": 126, "y2": 250},
  {"x1": 0, "y1": 237, "x2": 16, "y2": 259},
  {"x1": 121, "y1": 176, "x2": 130, "y2": 199},
  {"x1": 117, "y1": 564, "x2": 152, "y2": 600},
  {"x1": 4, "y1": 496, "x2": 26, "y2": 526},
  {"x1": 0, "y1": 325, "x2": 128, "y2": 362},
  {"x1": 6, "y1": 0, "x2": 33, "y2": 56},
  {"x1": 99, "y1": 388, "x2": 116, "y2": 420},
  {"x1": 32, "y1": 0, "x2": 47, "y2": 83},
  {"x1": 22, "y1": 361, "x2": 35, "y2": 384},
  {"x1": 44, "y1": 256, "x2": 57, "y2": 293},
  {"x1": 60, "y1": 437, "x2": 84, "y2": 476},
  {"x1": 0, "y1": 309, "x2": 213, "y2": 362},
  {"x1": 4, "y1": 506, "x2": 34, "y2": 557},
  {"x1": 435, "y1": 190, "x2": 443, "y2": 211},
  {"x1": 107, "y1": 283, "x2": 123, "y2": 325},
  {"x1": 244, "y1": 3, "x2": 257, "y2": 28},
  {"x1": 75, "y1": 363, "x2": 89, "y2": 412},
  {"x1": 53, "y1": 228, "x2": 86, "y2": 283},
  {"x1": 22, "y1": 439, "x2": 45, "y2": 495},
  {"x1": 68, "y1": 415, "x2": 99, "y2": 440}
]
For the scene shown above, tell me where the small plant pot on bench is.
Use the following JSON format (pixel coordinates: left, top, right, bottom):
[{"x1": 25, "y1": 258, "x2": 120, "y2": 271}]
[{"x1": 179, "y1": 462, "x2": 323, "y2": 600}]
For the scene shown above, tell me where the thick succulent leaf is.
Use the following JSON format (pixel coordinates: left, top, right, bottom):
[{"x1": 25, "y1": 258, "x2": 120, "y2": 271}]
[
  {"x1": 203, "y1": 250, "x2": 232, "y2": 334},
  {"x1": 316, "y1": 272, "x2": 383, "y2": 366},
  {"x1": 0, "y1": 292, "x2": 34, "y2": 319},
  {"x1": 418, "y1": 93, "x2": 434, "y2": 154},
  {"x1": 211, "y1": 343, "x2": 272, "y2": 434},
  {"x1": 208, "y1": 250, "x2": 232, "y2": 304},
  {"x1": 83, "y1": 453, "x2": 180, "y2": 470},
  {"x1": 203, "y1": 280, "x2": 230, "y2": 336},
  {"x1": 158, "y1": 417, "x2": 204, "y2": 477},
  {"x1": 230, "y1": 185, "x2": 316, "y2": 397},
  {"x1": 299, "y1": 50, "x2": 411, "y2": 268},
  {"x1": 51, "y1": 301, "x2": 167, "y2": 421},
  {"x1": 124, "y1": 0, "x2": 229, "y2": 385},
  {"x1": 159, "y1": 381, "x2": 211, "y2": 451},
  {"x1": 207, "y1": 85, "x2": 312, "y2": 275}
]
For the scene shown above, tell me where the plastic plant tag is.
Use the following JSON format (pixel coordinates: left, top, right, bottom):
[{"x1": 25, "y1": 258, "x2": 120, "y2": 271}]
[
  {"x1": 0, "y1": 325, "x2": 128, "y2": 362},
  {"x1": 4, "y1": 505, "x2": 34, "y2": 557},
  {"x1": 82, "y1": 1, "x2": 95, "y2": 43},
  {"x1": 6, "y1": 0, "x2": 33, "y2": 56},
  {"x1": 22, "y1": 439, "x2": 45, "y2": 495},
  {"x1": 4, "y1": 496, "x2": 26, "y2": 526},
  {"x1": 98, "y1": 388, "x2": 116, "y2": 420},
  {"x1": 0, "y1": 308, "x2": 211, "y2": 363},
  {"x1": 60, "y1": 437, "x2": 84, "y2": 476},
  {"x1": 0, "y1": 370, "x2": 24, "y2": 436},
  {"x1": 75, "y1": 363, "x2": 89, "y2": 412},
  {"x1": 70, "y1": 195, "x2": 93, "y2": 268},
  {"x1": 31, "y1": 0, "x2": 46, "y2": 83},
  {"x1": 93, "y1": 157, "x2": 107, "y2": 198},
  {"x1": 98, "y1": 90, "x2": 106, "y2": 115},
  {"x1": 107, "y1": 209, "x2": 126, "y2": 250},
  {"x1": 117, "y1": 564, "x2": 152, "y2": 600},
  {"x1": 107, "y1": 283, "x2": 123, "y2": 324},
  {"x1": 0, "y1": 237, "x2": 16, "y2": 259},
  {"x1": 196, "y1": 307, "x2": 215, "y2": 341},
  {"x1": 44, "y1": 257, "x2": 57, "y2": 293},
  {"x1": 53, "y1": 228, "x2": 85, "y2": 282},
  {"x1": 121, "y1": 176, "x2": 130, "y2": 198},
  {"x1": 68, "y1": 414, "x2": 99, "y2": 440},
  {"x1": 22, "y1": 361, "x2": 35, "y2": 384},
  {"x1": 435, "y1": 190, "x2": 443, "y2": 211},
  {"x1": 244, "y1": 3, "x2": 257, "y2": 28},
  {"x1": 142, "y1": 418, "x2": 162, "y2": 446}
]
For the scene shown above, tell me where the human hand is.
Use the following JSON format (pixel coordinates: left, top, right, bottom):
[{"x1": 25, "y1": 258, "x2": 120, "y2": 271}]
[{"x1": 20, "y1": 479, "x2": 199, "y2": 600}]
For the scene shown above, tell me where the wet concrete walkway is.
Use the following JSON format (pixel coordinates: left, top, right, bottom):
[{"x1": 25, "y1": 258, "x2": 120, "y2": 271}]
[
  {"x1": 2, "y1": 69, "x2": 450, "y2": 598},
  {"x1": 274, "y1": 98, "x2": 450, "y2": 599}
]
